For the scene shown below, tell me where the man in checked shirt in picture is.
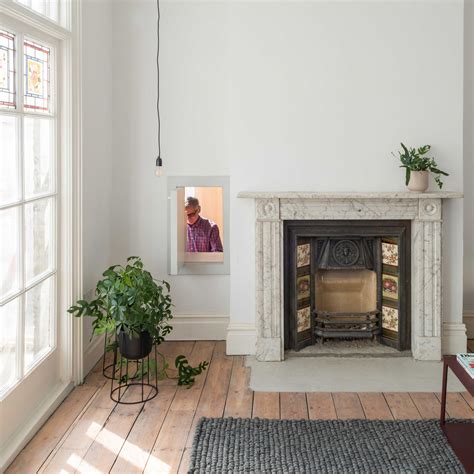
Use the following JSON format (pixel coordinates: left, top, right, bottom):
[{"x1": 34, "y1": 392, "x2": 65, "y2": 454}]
[{"x1": 185, "y1": 196, "x2": 223, "y2": 252}]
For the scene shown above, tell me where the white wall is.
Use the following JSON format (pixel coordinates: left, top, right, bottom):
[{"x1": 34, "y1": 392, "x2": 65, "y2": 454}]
[
  {"x1": 228, "y1": 1, "x2": 465, "y2": 347},
  {"x1": 83, "y1": 0, "x2": 468, "y2": 353},
  {"x1": 464, "y1": 0, "x2": 474, "y2": 336},
  {"x1": 110, "y1": 0, "x2": 230, "y2": 321},
  {"x1": 82, "y1": 0, "x2": 114, "y2": 369}
]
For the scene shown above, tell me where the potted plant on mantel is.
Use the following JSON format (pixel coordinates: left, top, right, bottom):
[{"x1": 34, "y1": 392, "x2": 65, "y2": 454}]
[
  {"x1": 68, "y1": 256, "x2": 208, "y2": 386},
  {"x1": 392, "y1": 143, "x2": 449, "y2": 192}
]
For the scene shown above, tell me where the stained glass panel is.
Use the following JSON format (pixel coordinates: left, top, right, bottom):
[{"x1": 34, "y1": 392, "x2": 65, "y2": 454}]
[
  {"x1": 24, "y1": 39, "x2": 50, "y2": 112},
  {"x1": 0, "y1": 30, "x2": 16, "y2": 109}
]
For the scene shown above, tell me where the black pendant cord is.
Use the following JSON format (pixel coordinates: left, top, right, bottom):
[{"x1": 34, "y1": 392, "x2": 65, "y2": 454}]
[{"x1": 156, "y1": 0, "x2": 162, "y2": 168}]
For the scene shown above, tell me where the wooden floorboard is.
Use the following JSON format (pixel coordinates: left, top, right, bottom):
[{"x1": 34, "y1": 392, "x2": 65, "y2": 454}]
[
  {"x1": 306, "y1": 393, "x2": 337, "y2": 420},
  {"x1": 409, "y1": 392, "x2": 441, "y2": 419},
  {"x1": 280, "y1": 392, "x2": 308, "y2": 420},
  {"x1": 384, "y1": 392, "x2": 421, "y2": 419},
  {"x1": 358, "y1": 393, "x2": 393, "y2": 420},
  {"x1": 110, "y1": 385, "x2": 177, "y2": 474},
  {"x1": 435, "y1": 392, "x2": 474, "y2": 419},
  {"x1": 6, "y1": 384, "x2": 101, "y2": 474},
  {"x1": 7, "y1": 340, "x2": 474, "y2": 474},
  {"x1": 333, "y1": 393, "x2": 365, "y2": 419},
  {"x1": 252, "y1": 392, "x2": 280, "y2": 419},
  {"x1": 223, "y1": 356, "x2": 253, "y2": 418},
  {"x1": 40, "y1": 381, "x2": 117, "y2": 473}
]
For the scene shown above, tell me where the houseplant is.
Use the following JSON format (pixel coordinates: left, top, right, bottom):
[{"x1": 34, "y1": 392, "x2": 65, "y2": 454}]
[
  {"x1": 391, "y1": 143, "x2": 449, "y2": 192},
  {"x1": 68, "y1": 256, "x2": 208, "y2": 386}
]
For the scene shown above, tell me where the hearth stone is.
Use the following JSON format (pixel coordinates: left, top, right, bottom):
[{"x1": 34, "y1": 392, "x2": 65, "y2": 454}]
[{"x1": 239, "y1": 192, "x2": 463, "y2": 362}]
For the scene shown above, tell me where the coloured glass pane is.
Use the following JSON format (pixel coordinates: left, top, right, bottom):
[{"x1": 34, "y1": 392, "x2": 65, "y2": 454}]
[
  {"x1": 0, "y1": 30, "x2": 16, "y2": 109},
  {"x1": 24, "y1": 39, "x2": 50, "y2": 112},
  {"x1": 0, "y1": 115, "x2": 20, "y2": 205},
  {"x1": 0, "y1": 298, "x2": 19, "y2": 395},
  {"x1": 24, "y1": 276, "x2": 54, "y2": 371},
  {"x1": 24, "y1": 117, "x2": 54, "y2": 198}
]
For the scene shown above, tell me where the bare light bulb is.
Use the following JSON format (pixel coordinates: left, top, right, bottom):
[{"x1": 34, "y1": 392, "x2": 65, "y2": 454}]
[{"x1": 155, "y1": 156, "x2": 163, "y2": 177}]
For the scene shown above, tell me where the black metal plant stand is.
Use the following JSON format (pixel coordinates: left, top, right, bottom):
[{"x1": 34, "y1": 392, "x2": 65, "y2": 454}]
[
  {"x1": 102, "y1": 330, "x2": 118, "y2": 379},
  {"x1": 109, "y1": 334, "x2": 159, "y2": 405}
]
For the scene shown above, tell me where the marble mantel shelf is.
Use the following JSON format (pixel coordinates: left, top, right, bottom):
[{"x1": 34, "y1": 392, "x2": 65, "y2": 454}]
[
  {"x1": 241, "y1": 189, "x2": 464, "y2": 363},
  {"x1": 238, "y1": 191, "x2": 463, "y2": 199}
]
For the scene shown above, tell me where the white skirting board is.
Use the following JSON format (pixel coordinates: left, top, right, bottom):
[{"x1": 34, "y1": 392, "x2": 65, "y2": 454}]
[
  {"x1": 464, "y1": 310, "x2": 474, "y2": 339},
  {"x1": 167, "y1": 314, "x2": 229, "y2": 341},
  {"x1": 226, "y1": 323, "x2": 257, "y2": 355},
  {"x1": 83, "y1": 334, "x2": 105, "y2": 378},
  {"x1": 442, "y1": 321, "x2": 468, "y2": 354}
]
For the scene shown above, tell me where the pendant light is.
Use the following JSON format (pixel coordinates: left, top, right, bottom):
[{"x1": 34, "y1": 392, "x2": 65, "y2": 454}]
[{"x1": 155, "y1": 0, "x2": 163, "y2": 177}]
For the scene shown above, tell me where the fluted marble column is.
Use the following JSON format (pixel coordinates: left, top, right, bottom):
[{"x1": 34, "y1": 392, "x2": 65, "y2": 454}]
[
  {"x1": 255, "y1": 198, "x2": 284, "y2": 361},
  {"x1": 411, "y1": 199, "x2": 442, "y2": 360}
]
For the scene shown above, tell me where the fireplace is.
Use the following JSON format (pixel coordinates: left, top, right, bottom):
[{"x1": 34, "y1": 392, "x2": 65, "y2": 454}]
[
  {"x1": 284, "y1": 221, "x2": 410, "y2": 352},
  {"x1": 238, "y1": 191, "x2": 463, "y2": 361}
]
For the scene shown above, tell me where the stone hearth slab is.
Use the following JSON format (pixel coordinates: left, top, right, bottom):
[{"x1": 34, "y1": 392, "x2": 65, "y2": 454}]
[{"x1": 246, "y1": 356, "x2": 465, "y2": 392}]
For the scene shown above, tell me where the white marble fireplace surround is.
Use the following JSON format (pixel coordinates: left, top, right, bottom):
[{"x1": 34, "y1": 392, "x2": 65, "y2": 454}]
[{"x1": 238, "y1": 192, "x2": 463, "y2": 362}]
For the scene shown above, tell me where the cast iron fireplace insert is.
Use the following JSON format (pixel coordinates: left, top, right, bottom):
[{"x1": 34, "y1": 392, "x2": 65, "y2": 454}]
[{"x1": 284, "y1": 220, "x2": 411, "y2": 352}]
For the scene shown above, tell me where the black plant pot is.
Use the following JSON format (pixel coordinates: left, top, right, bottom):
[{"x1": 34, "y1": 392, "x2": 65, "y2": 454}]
[{"x1": 118, "y1": 330, "x2": 153, "y2": 360}]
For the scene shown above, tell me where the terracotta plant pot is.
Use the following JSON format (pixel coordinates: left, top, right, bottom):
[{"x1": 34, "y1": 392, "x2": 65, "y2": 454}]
[{"x1": 407, "y1": 170, "x2": 429, "y2": 192}]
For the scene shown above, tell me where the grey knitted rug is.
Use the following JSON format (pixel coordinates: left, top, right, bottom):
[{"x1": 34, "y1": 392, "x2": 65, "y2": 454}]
[{"x1": 189, "y1": 418, "x2": 466, "y2": 473}]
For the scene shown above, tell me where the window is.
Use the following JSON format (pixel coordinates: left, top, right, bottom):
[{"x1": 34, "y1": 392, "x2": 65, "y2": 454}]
[
  {"x1": 168, "y1": 177, "x2": 230, "y2": 275},
  {"x1": 15, "y1": 0, "x2": 59, "y2": 23},
  {"x1": 0, "y1": 30, "x2": 16, "y2": 109},
  {"x1": 0, "y1": 28, "x2": 57, "y2": 398}
]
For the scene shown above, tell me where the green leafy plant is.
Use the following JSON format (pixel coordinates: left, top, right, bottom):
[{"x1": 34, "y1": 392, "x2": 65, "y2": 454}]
[
  {"x1": 68, "y1": 256, "x2": 208, "y2": 386},
  {"x1": 175, "y1": 355, "x2": 209, "y2": 386},
  {"x1": 391, "y1": 143, "x2": 449, "y2": 189}
]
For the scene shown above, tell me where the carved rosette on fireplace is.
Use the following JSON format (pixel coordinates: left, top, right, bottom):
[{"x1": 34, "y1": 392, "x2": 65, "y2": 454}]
[{"x1": 286, "y1": 222, "x2": 410, "y2": 352}]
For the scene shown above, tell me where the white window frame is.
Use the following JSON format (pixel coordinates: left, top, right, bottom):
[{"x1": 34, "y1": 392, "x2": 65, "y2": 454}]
[
  {"x1": 0, "y1": 0, "x2": 82, "y2": 468},
  {"x1": 0, "y1": 26, "x2": 60, "y2": 399}
]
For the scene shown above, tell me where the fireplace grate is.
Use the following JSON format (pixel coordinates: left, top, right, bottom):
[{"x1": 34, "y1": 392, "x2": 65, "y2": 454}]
[{"x1": 314, "y1": 310, "x2": 380, "y2": 343}]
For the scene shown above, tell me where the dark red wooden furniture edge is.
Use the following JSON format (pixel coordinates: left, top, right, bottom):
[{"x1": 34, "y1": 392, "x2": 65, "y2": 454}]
[{"x1": 440, "y1": 355, "x2": 474, "y2": 473}]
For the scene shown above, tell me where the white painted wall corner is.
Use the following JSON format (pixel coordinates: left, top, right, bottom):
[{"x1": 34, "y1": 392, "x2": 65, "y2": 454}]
[
  {"x1": 227, "y1": 323, "x2": 257, "y2": 355},
  {"x1": 442, "y1": 321, "x2": 468, "y2": 354}
]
